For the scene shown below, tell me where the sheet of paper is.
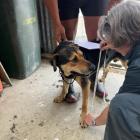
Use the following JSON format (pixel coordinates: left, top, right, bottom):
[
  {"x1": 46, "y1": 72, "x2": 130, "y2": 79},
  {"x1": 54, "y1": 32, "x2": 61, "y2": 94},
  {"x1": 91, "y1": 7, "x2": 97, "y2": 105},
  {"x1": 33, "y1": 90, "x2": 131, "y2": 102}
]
[{"x1": 74, "y1": 40, "x2": 100, "y2": 50}]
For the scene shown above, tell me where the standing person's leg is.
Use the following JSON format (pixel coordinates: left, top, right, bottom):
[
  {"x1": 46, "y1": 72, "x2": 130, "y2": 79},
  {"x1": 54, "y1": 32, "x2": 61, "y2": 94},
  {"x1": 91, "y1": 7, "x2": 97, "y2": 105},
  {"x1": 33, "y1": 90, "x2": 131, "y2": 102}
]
[
  {"x1": 104, "y1": 93, "x2": 140, "y2": 140},
  {"x1": 108, "y1": 0, "x2": 121, "y2": 10},
  {"x1": 58, "y1": 0, "x2": 79, "y2": 40},
  {"x1": 58, "y1": 0, "x2": 80, "y2": 103},
  {"x1": 84, "y1": 16, "x2": 100, "y2": 41},
  {"x1": 81, "y1": 0, "x2": 109, "y2": 97},
  {"x1": 61, "y1": 19, "x2": 78, "y2": 40},
  {"x1": 82, "y1": 0, "x2": 109, "y2": 41},
  {"x1": 61, "y1": 19, "x2": 79, "y2": 103}
]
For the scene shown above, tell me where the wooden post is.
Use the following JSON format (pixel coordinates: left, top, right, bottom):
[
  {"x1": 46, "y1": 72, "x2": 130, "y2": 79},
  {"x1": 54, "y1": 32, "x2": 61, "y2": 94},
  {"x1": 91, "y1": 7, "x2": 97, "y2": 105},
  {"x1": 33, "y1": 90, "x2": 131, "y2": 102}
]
[{"x1": 0, "y1": 62, "x2": 12, "y2": 86}]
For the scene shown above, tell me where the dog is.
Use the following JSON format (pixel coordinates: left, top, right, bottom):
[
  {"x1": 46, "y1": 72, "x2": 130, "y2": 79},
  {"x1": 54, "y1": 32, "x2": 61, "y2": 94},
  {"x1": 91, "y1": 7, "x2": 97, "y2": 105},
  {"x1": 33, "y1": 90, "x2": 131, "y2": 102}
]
[
  {"x1": 43, "y1": 41, "x2": 128, "y2": 128},
  {"x1": 43, "y1": 41, "x2": 96, "y2": 128}
]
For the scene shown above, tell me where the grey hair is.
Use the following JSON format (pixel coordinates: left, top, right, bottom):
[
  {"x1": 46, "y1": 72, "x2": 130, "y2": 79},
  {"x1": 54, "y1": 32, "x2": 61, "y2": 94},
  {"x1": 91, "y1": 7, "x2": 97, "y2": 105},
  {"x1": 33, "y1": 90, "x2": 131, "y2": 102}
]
[{"x1": 98, "y1": 0, "x2": 140, "y2": 48}]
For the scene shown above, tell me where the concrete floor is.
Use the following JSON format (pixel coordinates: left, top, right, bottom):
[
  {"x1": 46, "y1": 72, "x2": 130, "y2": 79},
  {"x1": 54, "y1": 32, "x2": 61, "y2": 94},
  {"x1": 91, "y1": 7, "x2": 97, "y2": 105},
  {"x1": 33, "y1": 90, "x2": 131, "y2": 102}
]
[{"x1": 0, "y1": 62, "x2": 125, "y2": 140}]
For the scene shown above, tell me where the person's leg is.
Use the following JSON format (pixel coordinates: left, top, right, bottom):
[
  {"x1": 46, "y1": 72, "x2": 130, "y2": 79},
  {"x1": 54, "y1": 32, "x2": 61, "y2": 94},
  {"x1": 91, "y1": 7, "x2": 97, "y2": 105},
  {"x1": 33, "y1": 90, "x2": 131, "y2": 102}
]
[
  {"x1": 61, "y1": 19, "x2": 78, "y2": 40},
  {"x1": 108, "y1": 0, "x2": 121, "y2": 10},
  {"x1": 80, "y1": 0, "x2": 109, "y2": 97},
  {"x1": 81, "y1": 0, "x2": 109, "y2": 41},
  {"x1": 58, "y1": 0, "x2": 79, "y2": 40},
  {"x1": 58, "y1": 0, "x2": 80, "y2": 103},
  {"x1": 61, "y1": 19, "x2": 79, "y2": 103},
  {"x1": 84, "y1": 16, "x2": 100, "y2": 41},
  {"x1": 104, "y1": 93, "x2": 140, "y2": 140}
]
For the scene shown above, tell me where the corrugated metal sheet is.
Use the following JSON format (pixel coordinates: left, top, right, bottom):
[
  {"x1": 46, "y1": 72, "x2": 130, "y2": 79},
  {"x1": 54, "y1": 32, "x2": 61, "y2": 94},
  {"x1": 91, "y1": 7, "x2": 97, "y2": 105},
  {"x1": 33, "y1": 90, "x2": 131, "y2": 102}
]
[{"x1": 36, "y1": 0, "x2": 56, "y2": 53}]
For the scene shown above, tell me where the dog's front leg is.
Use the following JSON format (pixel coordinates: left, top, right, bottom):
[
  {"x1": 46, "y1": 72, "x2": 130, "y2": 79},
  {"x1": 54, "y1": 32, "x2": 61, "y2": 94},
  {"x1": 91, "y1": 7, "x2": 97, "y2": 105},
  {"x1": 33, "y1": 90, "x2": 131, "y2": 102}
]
[
  {"x1": 54, "y1": 80, "x2": 69, "y2": 103},
  {"x1": 78, "y1": 77, "x2": 91, "y2": 128}
]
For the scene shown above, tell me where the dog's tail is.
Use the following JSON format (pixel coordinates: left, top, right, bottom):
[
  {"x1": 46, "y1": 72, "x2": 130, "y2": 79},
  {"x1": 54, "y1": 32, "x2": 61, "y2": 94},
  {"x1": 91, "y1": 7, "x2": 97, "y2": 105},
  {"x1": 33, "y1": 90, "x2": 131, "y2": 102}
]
[
  {"x1": 41, "y1": 53, "x2": 53, "y2": 59},
  {"x1": 41, "y1": 53, "x2": 57, "y2": 72}
]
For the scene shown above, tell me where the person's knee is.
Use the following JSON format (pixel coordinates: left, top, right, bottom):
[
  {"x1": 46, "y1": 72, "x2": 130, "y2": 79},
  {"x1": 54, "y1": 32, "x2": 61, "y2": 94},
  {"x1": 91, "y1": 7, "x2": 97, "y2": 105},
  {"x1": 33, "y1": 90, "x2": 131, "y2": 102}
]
[{"x1": 110, "y1": 94, "x2": 130, "y2": 113}]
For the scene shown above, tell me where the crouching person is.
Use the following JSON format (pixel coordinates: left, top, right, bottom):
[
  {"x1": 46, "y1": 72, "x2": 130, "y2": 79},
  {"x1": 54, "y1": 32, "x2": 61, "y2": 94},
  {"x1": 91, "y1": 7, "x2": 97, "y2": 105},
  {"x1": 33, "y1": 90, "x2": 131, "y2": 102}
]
[{"x1": 84, "y1": 1, "x2": 140, "y2": 140}]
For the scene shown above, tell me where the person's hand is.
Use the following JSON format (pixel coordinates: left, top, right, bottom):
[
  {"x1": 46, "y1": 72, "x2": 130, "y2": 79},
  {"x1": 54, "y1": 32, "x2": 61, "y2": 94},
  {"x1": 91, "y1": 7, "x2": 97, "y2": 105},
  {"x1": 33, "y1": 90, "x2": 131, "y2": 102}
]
[
  {"x1": 100, "y1": 41, "x2": 108, "y2": 51},
  {"x1": 84, "y1": 113, "x2": 94, "y2": 126},
  {"x1": 54, "y1": 23, "x2": 67, "y2": 43},
  {"x1": 100, "y1": 40, "x2": 113, "y2": 51}
]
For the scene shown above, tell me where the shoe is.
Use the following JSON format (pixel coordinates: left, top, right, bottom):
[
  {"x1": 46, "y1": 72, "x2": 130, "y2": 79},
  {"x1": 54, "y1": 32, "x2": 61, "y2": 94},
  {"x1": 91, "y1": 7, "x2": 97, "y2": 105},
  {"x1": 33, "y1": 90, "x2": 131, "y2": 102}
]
[
  {"x1": 0, "y1": 80, "x2": 3, "y2": 96},
  {"x1": 65, "y1": 94, "x2": 78, "y2": 103},
  {"x1": 96, "y1": 81, "x2": 108, "y2": 98},
  {"x1": 64, "y1": 84, "x2": 79, "y2": 103}
]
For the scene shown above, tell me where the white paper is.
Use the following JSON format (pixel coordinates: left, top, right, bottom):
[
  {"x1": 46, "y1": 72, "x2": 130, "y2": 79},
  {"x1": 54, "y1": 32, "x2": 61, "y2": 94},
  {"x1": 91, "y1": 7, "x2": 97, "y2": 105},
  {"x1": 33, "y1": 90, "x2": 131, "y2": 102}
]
[{"x1": 74, "y1": 40, "x2": 100, "y2": 50}]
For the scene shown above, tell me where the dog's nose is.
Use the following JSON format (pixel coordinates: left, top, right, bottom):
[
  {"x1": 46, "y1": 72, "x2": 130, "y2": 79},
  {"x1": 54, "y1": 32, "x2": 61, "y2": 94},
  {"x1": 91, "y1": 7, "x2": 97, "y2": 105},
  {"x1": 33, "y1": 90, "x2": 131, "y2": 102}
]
[{"x1": 89, "y1": 64, "x2": 96, "y2": 71}]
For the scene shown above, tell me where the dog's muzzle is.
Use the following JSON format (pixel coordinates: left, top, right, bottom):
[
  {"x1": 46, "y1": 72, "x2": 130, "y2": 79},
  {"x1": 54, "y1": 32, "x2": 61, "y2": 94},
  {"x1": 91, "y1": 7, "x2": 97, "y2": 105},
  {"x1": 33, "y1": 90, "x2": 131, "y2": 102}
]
[{"x1": 70, "y1": 63, "x2": 96, "y2": 77}]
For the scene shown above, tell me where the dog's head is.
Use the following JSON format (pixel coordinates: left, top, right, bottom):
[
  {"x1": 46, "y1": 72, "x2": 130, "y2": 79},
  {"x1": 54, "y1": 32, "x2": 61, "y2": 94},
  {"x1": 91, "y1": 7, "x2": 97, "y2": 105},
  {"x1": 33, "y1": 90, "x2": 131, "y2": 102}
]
[{"x1": 44, "y1": 41, "x2": 96, "y2": 77}]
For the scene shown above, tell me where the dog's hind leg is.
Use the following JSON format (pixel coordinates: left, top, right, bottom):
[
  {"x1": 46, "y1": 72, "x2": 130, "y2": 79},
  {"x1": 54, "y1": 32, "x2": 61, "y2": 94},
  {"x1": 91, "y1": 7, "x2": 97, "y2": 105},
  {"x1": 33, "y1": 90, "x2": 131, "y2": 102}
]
[
  {"x1": 77, "y1": 77, "x2": 91, "y2": 128},
  {"x1": 54, "y1": 80, "x2": 70, "y2": 103}
]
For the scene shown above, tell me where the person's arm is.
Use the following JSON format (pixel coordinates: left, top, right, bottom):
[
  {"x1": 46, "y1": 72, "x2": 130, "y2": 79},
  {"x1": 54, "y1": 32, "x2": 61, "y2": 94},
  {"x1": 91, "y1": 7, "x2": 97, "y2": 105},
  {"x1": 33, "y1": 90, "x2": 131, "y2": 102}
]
[
  {"x1": 84, "y1": 105, "x2": 109, "y2": 126},
  {"x1": 44, "y1": 0, "x2": 66, "y2": 42},
  {"x1": 95, "y1": 105, "x2": 109, "y2": 126},
  {"x1": 44, "y1": 0, "x2": 60, "y2": 26}
]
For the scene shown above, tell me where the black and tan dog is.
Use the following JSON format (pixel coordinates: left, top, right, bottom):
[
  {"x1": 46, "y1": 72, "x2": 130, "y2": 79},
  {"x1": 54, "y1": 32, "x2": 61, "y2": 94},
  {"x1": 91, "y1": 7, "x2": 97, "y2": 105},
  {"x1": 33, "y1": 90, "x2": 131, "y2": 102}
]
[
  {"x1": 43, "y1": 41, "x2": 128, "y2": 128},
  {"x1": 43, "y1": 41, "x2": 95, "y2": 128}
]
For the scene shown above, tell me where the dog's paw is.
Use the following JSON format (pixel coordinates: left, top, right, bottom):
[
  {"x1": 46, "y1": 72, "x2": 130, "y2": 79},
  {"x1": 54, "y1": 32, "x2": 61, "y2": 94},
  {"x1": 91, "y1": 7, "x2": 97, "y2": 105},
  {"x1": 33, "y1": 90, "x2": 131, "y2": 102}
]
[
  {"x1": 79, "y1": 114, "x2": 89, "y2": 128},
  {"x1": 53, "y1": 96, "x2": 64, "y2": 103},
  {"x1": 80, "y1": 119, "x2": 89, "y2": 128}
]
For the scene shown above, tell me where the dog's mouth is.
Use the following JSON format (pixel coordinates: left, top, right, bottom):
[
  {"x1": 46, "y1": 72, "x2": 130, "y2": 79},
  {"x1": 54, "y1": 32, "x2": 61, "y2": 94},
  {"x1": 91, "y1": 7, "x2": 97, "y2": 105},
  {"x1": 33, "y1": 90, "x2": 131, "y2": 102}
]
[{"x1": 71, "y1": 70, "x2": 96, "y2": 77}]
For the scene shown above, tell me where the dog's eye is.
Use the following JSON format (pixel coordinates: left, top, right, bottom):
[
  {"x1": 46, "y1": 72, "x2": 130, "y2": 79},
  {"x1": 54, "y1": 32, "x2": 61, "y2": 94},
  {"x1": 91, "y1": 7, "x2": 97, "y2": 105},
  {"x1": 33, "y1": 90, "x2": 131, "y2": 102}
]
[{"x1": 71, "y1": 57, "x2": 78, "y2": 63}]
